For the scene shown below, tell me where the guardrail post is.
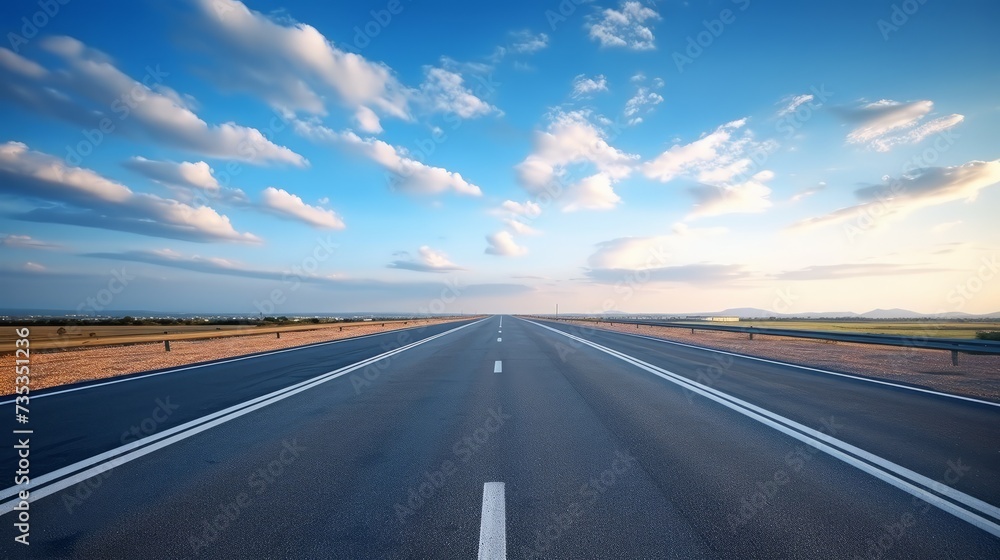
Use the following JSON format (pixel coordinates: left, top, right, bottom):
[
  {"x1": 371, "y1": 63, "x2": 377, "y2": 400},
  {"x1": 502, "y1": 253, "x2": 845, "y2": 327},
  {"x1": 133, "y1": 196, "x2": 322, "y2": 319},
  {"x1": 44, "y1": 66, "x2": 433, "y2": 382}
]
[
  {"x1": 951, "y1": 350, "x2": 958, "y2": 366},
  {"x1": 164, "y1": 340, "x2": 170, "y2": 352},
  {"x1": 691, "y1": 328, "x2": 694, "y2": 334},
  {"x1": 276, "y1": 332, "x2": 280, "y2": 339}
]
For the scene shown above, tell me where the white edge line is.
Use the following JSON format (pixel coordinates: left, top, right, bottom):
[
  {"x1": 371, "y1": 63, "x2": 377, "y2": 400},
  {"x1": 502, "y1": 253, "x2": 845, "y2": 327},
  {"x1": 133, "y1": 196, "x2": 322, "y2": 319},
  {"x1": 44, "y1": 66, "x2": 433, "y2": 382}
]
[
  {"x1": 529, "y1": 318, "x2": 1000, "y2": 409},
  {"x1": 0, "y1": 320, "x2": 473, "y2": 405},
  {"x1": 523, "y1": 318, "x2": 1000, "y2": 538},
  {"x1": 477, "y1": 482, "x2": 506, "y2": 560},
  {"x1": 0, "y1": 319, "x2": 486, "y2": 510}
]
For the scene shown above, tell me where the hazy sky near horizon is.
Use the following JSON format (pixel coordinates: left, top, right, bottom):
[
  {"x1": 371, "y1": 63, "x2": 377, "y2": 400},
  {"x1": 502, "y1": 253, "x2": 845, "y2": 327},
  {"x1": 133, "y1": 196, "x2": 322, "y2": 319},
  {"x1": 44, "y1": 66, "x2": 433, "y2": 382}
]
[{"x1": 1, "y1": 0, "x2": 998, "y2": 315}]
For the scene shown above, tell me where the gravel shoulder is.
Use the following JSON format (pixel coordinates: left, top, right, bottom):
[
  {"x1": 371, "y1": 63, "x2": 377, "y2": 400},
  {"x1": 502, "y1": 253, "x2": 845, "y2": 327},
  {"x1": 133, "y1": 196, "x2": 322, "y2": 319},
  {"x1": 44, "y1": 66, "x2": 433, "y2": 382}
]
[{"x1": 556, "y1": 320, "x2": 1000, "y2": 402}]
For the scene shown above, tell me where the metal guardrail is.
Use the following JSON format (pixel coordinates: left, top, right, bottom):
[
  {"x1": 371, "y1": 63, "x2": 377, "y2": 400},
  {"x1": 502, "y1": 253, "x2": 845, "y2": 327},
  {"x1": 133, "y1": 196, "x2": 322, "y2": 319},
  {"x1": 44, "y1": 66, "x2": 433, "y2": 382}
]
[{"x1": 542, "y1": 318, "x2": 1000, "y2": 365}]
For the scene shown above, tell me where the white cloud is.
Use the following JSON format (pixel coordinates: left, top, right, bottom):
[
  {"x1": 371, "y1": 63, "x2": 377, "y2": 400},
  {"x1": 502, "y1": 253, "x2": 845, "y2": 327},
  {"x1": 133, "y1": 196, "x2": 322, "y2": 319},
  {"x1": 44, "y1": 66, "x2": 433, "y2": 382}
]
[
  {"x1": 0, "y1": 141, "x2": 260, "y2": 243},
  {"x1": 588, "y1": 1, "x2": 661, "y2": 50},
  {"x1": 588, "y1": 235, "x2": 671, "y2": 270},
  {"x1": 562, "y1": 173, "x2": 622, "y2": 212},
  {"x1": 584, "y1": 226, "x2": 738, "y2": 284},
  {"x1": 0, "y1": 48, "x2": 46, "y2": 78},
  {"x1": 125, "y1": 157, "x2": 220, "y2": 191},
  {"x1": 777, "y1": 263, "x2": 947, "y2": 281},
  {"x1": 183, "y1": 0, "x2": 411, "y2": 126},
  {"x1": 790, "y1": 160, "x2": 1000, "y2": 230},
  {"x1": 643, "y1": 119, "x2": 757, "y2": 183},
  {"x1": 841, "y1": 99, "x2": 963, "y2": 152},
  {"x1": 789, "y1": 182, "x2": 826, "y2": 203},
  {"x1": 124, "y1": 157, "x2": 250, "y2": 205},
  {"x1": 504, "y1": 218, "x2": 541, "y2": 236},
  {"x1": 500, "y1": 199, "x2": 542, "y2": 217},
  {"x1": 260, "y1": 187, "x2": 345, "y2": 229},
  {"x1": 624, "y1": 86, "x2": 663, "y2": 125},
  {"x1": 516, "y1": 110, "x2": 637, "y2": 211},
  {"x1": 294, "y1": 120, "x2": 482, "y2": 197},
  {"x1": 0, "y1": 234, "x2": 62, "y2": 250},
  {"x1": 419, "y1": 66, "x2": 499, "y2": 119},
  {"x1": 0, "y1": 38, "x2": 305, "y2": 166},
  {"x1": 85, "y1": 249, "x2": 534, "y2": 300},
  {"x1": 23, "y1": 262, "x2": 46, "y2": 272},
  {"x1": 643, "y1": 119, "x2": 779, "y2": 219},
  {"x1": 485, "y1": 231, "x2": 528, "y2": 256},
  {"x1": 510, "y1": 30, "x2": 550, "y2": 54},
  {"x1": 571, "y1": 74, "x2": 608, "y2": 98},
  {"x1": 353, "y1": 106, "x2": 384, "y2": 134},
  {"x1": 777, "y1": 94, "x2": 814, "y2": 117},
  {"x1": 870, "y1": 114, "x2": 965, "y2": 152},
  {"x1": 388, "y1": 245, "x2": 465, "y2": 272},
  {"x1": 687, "y1": 170, "x2": 774, "y2": 219},
  {"x1": 587, "y1": 224, "x2": 726, "y2": 270}
]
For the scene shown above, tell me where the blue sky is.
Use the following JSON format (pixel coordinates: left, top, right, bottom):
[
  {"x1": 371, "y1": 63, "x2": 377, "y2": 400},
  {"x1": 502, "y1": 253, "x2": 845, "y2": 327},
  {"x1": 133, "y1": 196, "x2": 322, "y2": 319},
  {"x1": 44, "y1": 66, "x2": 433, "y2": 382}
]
[{"x1": 1, "y1": 0, "x2": 998, "y2": 315}]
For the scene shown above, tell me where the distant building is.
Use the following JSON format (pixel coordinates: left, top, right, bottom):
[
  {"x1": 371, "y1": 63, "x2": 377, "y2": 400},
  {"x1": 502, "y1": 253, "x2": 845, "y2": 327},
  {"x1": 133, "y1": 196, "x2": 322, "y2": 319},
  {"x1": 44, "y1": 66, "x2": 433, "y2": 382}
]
[{"x1": 686, "y1": 316, "x2": 740, "y2": 322}]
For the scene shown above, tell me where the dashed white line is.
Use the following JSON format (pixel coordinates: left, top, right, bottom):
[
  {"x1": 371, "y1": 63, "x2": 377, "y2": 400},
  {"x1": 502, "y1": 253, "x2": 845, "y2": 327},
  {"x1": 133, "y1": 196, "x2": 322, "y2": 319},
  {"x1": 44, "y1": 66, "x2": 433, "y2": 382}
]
[
  {"x1": 497, "y1": 337, "x2": 502, "y2": 342},
  {"x1": 477, "y1": 482, "x2": 506, "y2": 560},
  {"x1": 494, "y1": 360, "x2": 502, "y2": 373}
]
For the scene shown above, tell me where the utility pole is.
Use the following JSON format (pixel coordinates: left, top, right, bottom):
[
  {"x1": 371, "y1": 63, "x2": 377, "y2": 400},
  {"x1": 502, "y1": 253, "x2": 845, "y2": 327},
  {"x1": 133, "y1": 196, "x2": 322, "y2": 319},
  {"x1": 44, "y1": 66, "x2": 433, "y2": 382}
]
[{"x1": 556, "y1": 303, "x2": 559, "y2": 317}]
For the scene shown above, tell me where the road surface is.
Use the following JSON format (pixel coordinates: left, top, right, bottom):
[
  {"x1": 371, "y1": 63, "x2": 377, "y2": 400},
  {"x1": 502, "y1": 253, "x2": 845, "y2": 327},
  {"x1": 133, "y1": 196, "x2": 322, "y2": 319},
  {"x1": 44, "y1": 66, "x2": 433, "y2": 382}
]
[{"x1": 2, "y1": 316, "x2": 998, "y2": 558}]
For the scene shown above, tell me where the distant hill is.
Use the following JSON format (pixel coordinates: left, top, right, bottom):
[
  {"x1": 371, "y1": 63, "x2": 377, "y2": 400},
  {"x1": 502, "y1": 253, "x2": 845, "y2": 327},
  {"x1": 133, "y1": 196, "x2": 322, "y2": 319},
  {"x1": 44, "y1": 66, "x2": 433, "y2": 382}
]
[
  {"x1": 712, "y1": 308, "x2": 861, "y2": 319},
  {"x1": 859, "y1": 308, "x2": 923, "y2": 319}
]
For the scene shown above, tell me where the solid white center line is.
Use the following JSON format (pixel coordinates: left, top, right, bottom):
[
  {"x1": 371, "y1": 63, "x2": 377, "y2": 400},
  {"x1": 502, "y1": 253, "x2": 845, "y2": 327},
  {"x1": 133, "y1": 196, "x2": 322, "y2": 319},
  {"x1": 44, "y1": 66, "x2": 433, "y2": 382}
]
[
  {"x1": 493, "y1": 360, "x2": 502, "y2": 373},
  {"x1": 477, "y1": 482, "x2": 506, "y2": 560}
]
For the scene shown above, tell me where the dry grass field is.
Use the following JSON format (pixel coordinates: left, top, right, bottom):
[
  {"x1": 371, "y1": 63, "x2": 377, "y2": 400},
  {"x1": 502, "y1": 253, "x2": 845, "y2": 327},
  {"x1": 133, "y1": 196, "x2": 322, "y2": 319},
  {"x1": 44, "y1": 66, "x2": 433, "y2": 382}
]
[
  {"x1": 0, "y1": 317, "x2": 474, "y2": 394},
  {"x1": 0, "y1": 319, "x2": 435, "y2": 353}
]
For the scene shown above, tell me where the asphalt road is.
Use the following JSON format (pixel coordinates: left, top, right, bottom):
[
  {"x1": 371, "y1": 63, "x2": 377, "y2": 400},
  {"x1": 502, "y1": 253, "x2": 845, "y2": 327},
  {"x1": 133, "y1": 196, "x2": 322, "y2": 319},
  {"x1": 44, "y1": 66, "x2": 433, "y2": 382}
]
[{"x1": 2, "y1": 316, "x2": 998, "y2": 558}]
